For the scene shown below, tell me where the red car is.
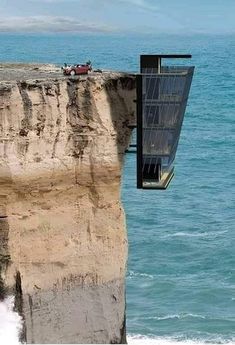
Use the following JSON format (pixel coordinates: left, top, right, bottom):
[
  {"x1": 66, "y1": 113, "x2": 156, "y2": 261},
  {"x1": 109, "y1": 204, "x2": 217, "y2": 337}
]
[{"x1": 62, "y1": 62, "x2": 92, "y2": 76}]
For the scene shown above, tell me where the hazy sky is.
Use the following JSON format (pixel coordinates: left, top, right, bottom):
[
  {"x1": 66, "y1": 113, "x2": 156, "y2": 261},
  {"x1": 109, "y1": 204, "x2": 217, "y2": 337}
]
[{"x1": 0, "y1": 0, "x2": 234, "y2": 34}]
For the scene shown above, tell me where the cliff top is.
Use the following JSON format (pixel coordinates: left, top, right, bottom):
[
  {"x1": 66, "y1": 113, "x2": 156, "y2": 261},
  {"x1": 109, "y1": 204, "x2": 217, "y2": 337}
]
[{"x1": 0, "y1": 63, "x2": 133, "y2": 83}]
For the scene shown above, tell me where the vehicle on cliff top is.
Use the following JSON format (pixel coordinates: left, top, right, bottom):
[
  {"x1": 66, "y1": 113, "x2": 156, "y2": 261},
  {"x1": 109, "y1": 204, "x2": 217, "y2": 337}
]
[{"x1": 62, "y1": 61, "x2": 92, "y2": 76}]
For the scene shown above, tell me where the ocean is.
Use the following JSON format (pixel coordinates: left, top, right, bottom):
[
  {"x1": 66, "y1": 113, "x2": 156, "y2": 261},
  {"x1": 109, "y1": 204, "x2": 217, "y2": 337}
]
[{"x1": 0, "y1": 33, "x2": 235, "y2": 344}]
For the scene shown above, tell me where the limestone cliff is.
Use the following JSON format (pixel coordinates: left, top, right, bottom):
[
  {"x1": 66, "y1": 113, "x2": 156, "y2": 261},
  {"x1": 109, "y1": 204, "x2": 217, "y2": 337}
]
[{"x1": 0, "y1": 64, "x2": 136, "y2": 344}]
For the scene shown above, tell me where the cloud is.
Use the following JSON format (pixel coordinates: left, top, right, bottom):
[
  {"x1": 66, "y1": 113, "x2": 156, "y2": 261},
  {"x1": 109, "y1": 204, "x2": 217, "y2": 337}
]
[
  {"x1": 116, "y1": 0, "x2": 158, "y2": 11},
  {"x1": 28, "y1": 0, "x2": 81, "y2": 2},
  {"x1": 29, "y1": 0, "x2": 158, "y2": 11},
  {"x1": 0, "y1": 16, "x2": 112, "y2": 32}
]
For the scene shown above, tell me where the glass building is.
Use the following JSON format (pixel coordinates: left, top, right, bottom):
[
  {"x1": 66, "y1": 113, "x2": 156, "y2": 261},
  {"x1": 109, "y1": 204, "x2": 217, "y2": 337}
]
[{"x1": 137, "y1": 55, "x2": 194, "y2": 189}]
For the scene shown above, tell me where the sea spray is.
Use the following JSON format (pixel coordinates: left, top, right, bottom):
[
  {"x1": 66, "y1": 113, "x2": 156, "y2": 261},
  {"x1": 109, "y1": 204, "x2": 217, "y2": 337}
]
[
  {"x1": 127, "y1": 335, "x2": 235, "y2": 345},
  {"x1": 0, "y1": 297, "x2": 22, "y2": 345}
]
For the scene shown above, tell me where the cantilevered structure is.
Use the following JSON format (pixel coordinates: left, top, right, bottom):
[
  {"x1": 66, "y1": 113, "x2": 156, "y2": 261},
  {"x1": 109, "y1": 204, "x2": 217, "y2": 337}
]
[{"x1": 136, "y1": 55, "x2": 194, "y2": 189}]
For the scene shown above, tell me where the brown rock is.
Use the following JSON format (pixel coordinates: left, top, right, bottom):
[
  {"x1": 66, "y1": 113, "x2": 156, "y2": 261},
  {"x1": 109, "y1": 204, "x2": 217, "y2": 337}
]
[{"x1": 0, "y1": 64, "x2": 136, "y2": 344}]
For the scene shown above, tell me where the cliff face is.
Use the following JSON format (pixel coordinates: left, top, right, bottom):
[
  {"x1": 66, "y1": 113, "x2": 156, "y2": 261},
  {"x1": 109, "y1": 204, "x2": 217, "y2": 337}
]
[{"x1": 0, "y1": 65, "x2": 136, "y2": 344}]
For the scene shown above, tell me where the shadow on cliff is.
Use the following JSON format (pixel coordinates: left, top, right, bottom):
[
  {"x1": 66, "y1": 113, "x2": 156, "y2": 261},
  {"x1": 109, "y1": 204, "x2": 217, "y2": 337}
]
[
  {"x1": 103, "y1": 76, "x2": 136, "y2": 344},
  {"x1": 104, "y1": 75, "x2": 136, "y2": 166}
]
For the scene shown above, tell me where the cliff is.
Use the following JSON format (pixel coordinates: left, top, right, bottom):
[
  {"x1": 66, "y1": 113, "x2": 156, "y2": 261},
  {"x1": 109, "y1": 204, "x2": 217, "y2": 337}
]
[{"x1": 0, "y1": 64, "x2": 136, "y2": 344}]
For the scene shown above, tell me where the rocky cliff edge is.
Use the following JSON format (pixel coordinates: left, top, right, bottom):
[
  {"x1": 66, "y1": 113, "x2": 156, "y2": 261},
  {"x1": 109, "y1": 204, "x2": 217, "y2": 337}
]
[{"x1": 0, "y1": 64, "x2": 136, "y2": 344}]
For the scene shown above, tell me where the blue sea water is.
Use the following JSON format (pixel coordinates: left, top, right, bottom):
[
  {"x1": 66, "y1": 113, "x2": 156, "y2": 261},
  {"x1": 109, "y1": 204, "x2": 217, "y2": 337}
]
[{"x1": 0, "y1": 33, "x2": 235, "y2": 344}]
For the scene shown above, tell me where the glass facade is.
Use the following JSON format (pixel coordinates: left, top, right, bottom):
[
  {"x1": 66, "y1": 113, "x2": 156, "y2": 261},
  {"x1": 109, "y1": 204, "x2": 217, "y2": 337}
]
[{"x1": 137, "y1": 56, "x2": 194, "y2": 189}]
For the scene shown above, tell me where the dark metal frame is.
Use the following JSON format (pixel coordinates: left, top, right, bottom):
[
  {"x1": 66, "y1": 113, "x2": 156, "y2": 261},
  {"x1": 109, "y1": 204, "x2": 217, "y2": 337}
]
[
  {"x1": 137, "y1": 74, "x2": 143, "y2": 188},
  {"x1": 137, "y1": 54, "x2": 194, "y2": 190}
]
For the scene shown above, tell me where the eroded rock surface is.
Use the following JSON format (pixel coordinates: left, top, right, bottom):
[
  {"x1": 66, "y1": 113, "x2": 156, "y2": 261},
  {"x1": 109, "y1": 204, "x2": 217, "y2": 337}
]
[{"x1": 0, "y1": 64, "x2": 136, "y2": 343}]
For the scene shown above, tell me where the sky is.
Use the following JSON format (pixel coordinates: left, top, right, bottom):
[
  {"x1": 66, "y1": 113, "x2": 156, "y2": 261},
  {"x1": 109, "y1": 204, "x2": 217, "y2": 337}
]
[{"x1": 0, "y1": 0, "x2": 235, "y2": 34}]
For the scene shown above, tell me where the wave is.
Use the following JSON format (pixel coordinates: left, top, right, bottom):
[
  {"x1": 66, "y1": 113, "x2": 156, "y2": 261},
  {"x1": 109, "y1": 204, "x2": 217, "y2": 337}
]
[
  {"x1": 161, "y1": 231, "x2": 228, "y2": 239},
  {"x1": 0, "y1": 297, "x2": 22, "y2": 345},
  {"x1": 142, "y1": 313, "x2": 206, "y2": 321},
  {"x1": 127, "y1": 334, "x2": 235, "y2": 345},
  {"x1": 138, "y1": 314, "x2": 235, "y2": 323},
  {"x1": 128, "y1": 270, "x2": 154, "y2": 279}
]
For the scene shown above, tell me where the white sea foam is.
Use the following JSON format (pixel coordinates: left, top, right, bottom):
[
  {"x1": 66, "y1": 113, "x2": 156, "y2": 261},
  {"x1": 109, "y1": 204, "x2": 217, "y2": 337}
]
[
  {"x1": 127, "y1": 334, "x2": 235, "y2": 345},
  {"x1": 142, "y1": 313, "x2": 206, "y2": 321},
  {"x1": 161, "y1": 230, "x2": 228, "y2": 239},
  {"x1": 128, "y1": 270, "x2": 154, "y2": 279},
  {"x1": 0, "y1": 297, "x2": 22, "y2": 345}
]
